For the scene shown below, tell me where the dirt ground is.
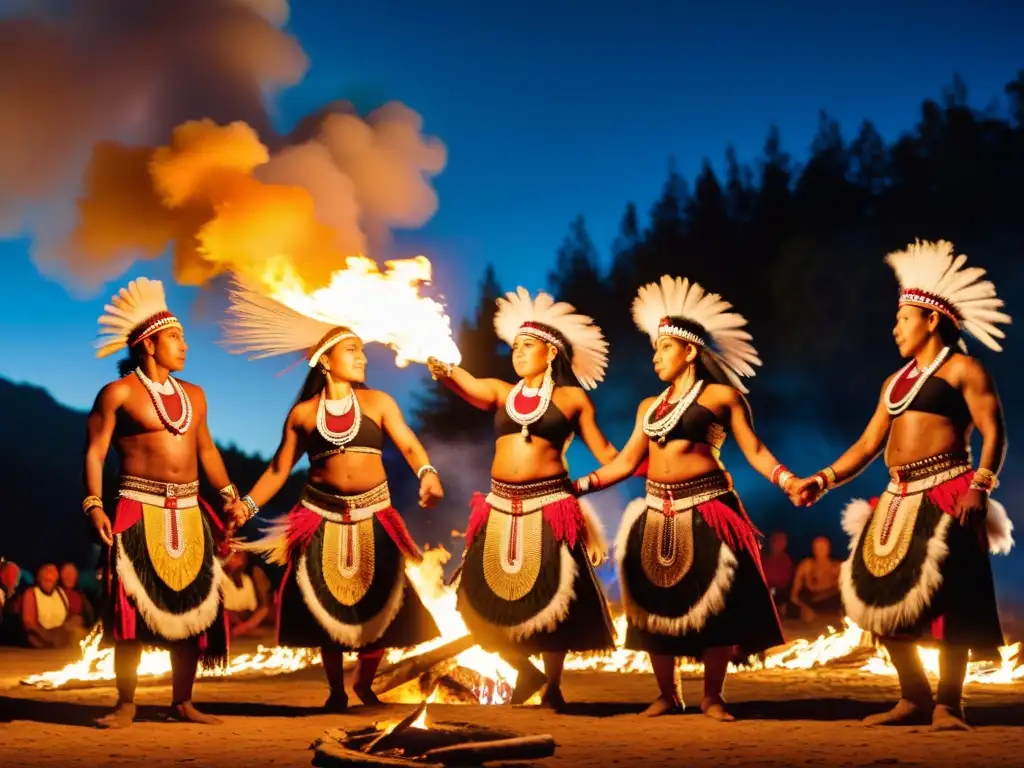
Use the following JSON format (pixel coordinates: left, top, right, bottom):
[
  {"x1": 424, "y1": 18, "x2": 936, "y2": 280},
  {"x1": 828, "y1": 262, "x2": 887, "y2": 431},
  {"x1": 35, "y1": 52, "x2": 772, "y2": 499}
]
[{"x1": 1, "y1": 635, "x2": 1023, "y2": 768}]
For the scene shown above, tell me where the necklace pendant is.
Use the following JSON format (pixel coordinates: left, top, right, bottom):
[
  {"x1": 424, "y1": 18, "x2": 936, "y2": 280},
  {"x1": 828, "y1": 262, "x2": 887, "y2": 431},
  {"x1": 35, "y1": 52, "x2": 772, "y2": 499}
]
[
  {"x1": 658, "y1": 435, "x2": 666, "y2": 445},
  {"x1": 521, "y1": 424, "x2": 531, "y2": 441}
]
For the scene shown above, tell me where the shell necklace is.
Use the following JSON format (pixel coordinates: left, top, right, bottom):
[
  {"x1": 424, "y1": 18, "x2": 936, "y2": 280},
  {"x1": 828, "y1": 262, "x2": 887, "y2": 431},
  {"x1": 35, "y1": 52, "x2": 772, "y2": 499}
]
[
  {"x1": 643, "y1": 379, "x2": 705, "y2": 444},
  {"x1": 316, "y1": 389, "x2": 362, "y2": 446},
  {"x1": 505, "y1": 371, "x2": 555, "y2": 441},
  {"x1": 134, "y1": 367, "x2": 192, "y2": 436},
  {"x1": 884, "y1": 346, "x2": 951, "y2": 416}
]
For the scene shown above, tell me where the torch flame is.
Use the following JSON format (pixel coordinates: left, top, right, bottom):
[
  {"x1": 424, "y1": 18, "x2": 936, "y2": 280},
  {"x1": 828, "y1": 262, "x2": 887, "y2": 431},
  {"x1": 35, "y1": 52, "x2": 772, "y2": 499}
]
[{"x1": 23, "y1": 552, "x2": 1023, "y2": 695}]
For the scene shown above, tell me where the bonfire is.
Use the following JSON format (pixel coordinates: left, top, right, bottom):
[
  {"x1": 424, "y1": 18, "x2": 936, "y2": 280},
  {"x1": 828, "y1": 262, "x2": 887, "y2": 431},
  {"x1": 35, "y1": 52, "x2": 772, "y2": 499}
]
[{"x1": 22, "y1": 547, "x2": 1024, "y2": 697}]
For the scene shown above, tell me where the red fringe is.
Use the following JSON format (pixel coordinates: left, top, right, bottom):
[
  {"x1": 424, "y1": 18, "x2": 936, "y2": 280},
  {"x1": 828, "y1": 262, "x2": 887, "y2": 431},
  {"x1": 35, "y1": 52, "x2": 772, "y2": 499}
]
[
  {"x1": 696, "y1": 496, "x2": 761, "y2": 560},
  {"x1": 925, "y1": 471, "x2": 972, "y2": 517},
  {"x1": 376, "y1": 507, "x2": 423, "y2": 562},
  {"x1": 463, "y1": 490, "x2": 585, "y2": 549}
]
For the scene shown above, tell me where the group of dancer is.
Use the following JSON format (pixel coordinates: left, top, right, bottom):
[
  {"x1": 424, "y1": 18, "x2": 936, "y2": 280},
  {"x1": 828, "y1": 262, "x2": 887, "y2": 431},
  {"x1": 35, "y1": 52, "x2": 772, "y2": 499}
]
[{"x1": 81, "y1": 238, "x2": 1012, "y2": 732}]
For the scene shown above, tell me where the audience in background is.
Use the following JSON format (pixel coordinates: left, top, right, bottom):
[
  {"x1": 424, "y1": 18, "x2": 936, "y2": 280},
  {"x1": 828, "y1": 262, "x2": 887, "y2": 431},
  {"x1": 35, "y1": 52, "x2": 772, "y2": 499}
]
[
  {"x1": 762, "y1": 531, "x2": 795, "y2": 618},
  {"x1": 20, "y1": 563, "x2": 87, "y2": 649},
  {"x1": 222, "y1": 551, "x2": 274, "y2": 638},
  {"x1": 790, "y1": 536, "x2": 843, "y2": 625}
]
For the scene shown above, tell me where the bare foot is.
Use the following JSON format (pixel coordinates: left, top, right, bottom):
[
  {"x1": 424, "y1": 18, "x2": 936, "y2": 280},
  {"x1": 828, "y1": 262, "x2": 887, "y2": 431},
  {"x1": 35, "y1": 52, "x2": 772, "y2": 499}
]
[
  {"x1": 170, "y1": 701, "x2": 221, "y2": 725},
  {"x1": 701, "y1": 696, "x2": 735, "y2": 722},
  {"x1": 862, "y1": 698, "x2": 933, "y2": 726},
  {"x1": 354, "y1": 684, "x2": 382, "y2": 707},
  {"x1": 538, "y1": 684, "x2": 566, "y2": 712},
  {"x1": 95, "y1": 702, "x2": 136, "y2": 729},
  {"x1": 930, "y1": 704, "x2": 970, "y2": 731},
  {"x1": 324, "y1": 690, "x2": 349, "y2": 713},
  {"x1": 643, "y1": 695, "x2": 683, "y2": 717}
]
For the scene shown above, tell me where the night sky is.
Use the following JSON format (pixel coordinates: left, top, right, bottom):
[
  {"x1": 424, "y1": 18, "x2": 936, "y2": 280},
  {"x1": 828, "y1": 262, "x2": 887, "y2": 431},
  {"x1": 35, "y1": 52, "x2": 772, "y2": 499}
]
[{"x1": 0, "y1": 0, "x2": 1021, "y2": 459}]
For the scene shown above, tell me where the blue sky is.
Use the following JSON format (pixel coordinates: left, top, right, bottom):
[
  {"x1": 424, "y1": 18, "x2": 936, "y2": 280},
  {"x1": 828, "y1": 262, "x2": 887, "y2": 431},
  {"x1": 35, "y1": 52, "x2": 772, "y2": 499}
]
[{"x1": 1, "y1": 0, "x2": 1022, "y2": 458}]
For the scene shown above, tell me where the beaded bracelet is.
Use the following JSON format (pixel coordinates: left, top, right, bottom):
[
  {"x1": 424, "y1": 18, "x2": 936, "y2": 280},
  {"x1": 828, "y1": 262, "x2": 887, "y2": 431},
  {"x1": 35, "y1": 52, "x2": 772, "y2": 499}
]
[
  {"x1": 82, "y1": 495, "x2": 104, "y2": 515},
  {"x1": 240, "y1": 495, "x2": 259, "y2": 521},
  {"x1": 771, "y1": 464, "x2": 794, "y2": 492},
  {"x1": 417, "y1": 464, "x2": 438, "y2": 480}
]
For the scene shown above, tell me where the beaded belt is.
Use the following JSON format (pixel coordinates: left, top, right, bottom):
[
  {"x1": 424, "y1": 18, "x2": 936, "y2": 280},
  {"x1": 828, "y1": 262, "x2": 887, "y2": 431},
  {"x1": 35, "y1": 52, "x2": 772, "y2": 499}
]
[
  {"x1": 645, "y1": 472, "x2": 732, "y2": 514},
  {"x1": 300, "y1": 482, "x2": 392, "y2": 522},
  {"x1": 309, "y1": 446, "x2": 383, "y2": 462},
  {"x1": 486, "y1": 476, "x2": 574, "y2": 515},
  {"x1": 118, "y1": 475, "x2": 199, "y2": 509},
  {"x1": 886, "y1": 453, "x2": 970, "y2": 496}
]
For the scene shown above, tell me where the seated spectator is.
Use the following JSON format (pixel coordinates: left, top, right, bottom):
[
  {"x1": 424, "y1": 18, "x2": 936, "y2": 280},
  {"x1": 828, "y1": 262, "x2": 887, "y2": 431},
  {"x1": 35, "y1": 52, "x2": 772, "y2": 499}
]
[
  {"x1": 762, "y1": 531, "x2": 794, "y2": 617},
  {"x1": 20, "y1": 563, "x2": 86, "y2": 649},
  {"x1": 59, "y1": 562, "x2": 96, "y2": 628},
  {"x1": 790, "y1": 536, "x2": 843, "y2": 624},
  {"x1": 1, "y1": 559, "x2": 21, "y2": 614},
  {"x1": 221, "y1": 552, "x2": 272, "y2": 638}
]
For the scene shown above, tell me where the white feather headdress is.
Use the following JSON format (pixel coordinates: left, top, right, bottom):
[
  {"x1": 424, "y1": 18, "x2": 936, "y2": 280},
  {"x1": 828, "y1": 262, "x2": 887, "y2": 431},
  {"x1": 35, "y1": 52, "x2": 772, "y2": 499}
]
[
  {"x1": 886, "y1": 240, "x2": 1010, "y2": 352},
  {"x1": 96, "y1": 277, "x2": 182, "y2": 359},
  {"x1": 220, "y1": 278, "x2": 352, "y2": 367},
  {"x1": 493, "y1": 287, "x2": 608, "y2": 390},
  {"x1": 631, "y1": 275, "x2": 760, "y2": 393}
]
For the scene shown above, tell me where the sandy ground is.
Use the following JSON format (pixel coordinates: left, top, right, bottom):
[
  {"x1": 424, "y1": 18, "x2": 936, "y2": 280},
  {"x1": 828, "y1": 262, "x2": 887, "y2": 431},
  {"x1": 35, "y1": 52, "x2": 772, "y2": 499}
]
[{"x1": 1, "y1": 632, "x2": 1023, "y2": 768}]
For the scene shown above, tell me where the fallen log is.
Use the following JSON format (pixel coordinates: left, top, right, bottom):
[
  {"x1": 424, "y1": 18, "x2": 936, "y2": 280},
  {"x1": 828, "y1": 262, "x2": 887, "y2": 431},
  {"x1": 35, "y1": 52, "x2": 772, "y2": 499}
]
[
  {"x1": 363, "y1": 700, "x2": 429, "y2": 754},
  {"x1": 312, "y1": 742, "x2": 440, "y2": 767},
  {"x1": 423, "y1": 735, "x2": 557, "y2": 765}
]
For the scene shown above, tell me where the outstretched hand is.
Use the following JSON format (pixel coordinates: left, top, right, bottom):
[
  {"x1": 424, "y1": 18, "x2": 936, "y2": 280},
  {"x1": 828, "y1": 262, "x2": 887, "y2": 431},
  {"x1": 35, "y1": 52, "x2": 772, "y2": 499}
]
[{"x1": 426, "y1": 357, "x2": 453, "y2": 380}]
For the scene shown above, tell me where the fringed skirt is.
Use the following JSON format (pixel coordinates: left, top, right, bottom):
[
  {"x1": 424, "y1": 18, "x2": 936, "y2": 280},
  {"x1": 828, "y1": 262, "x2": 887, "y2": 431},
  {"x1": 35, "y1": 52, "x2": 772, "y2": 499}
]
[
  {"x1": 255, "y1": 482, "x2": 440, "y2": 652},
  {"x1": 456, "y1": 475, "x2": 615, "y2": 655},
  {"x1": 615, "y1": 473, "x2": 783, "y2": 661},
  {"x1": 840, "y1": 453, "x2": 1012, "y2": 659},
  {"x1": 105, "y1": 476, "x2": 228, "y2": 668}
]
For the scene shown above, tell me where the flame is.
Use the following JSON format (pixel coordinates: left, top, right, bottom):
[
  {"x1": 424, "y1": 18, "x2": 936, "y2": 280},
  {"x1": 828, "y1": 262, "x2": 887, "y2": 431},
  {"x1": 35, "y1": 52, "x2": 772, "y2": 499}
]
[
  {"x1": 23, "y1": 556, "x2": 1023, "y2": 694},
  {"x1": 261, "y1": 255, "x2": 462, "y2": 367}
]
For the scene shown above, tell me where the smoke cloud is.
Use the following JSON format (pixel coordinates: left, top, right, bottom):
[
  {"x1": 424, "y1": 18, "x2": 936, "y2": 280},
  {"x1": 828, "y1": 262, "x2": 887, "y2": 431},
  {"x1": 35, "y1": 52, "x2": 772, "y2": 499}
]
[{"x1": 0, "y1": 0, "x2": 447, "y2": 294}]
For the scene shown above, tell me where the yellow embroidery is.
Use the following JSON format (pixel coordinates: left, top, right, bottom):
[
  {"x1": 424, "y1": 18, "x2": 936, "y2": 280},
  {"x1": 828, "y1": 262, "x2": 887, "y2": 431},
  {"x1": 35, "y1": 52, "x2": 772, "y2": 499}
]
[
  {"x1": 142, "y1": 504, "x2": 206, "y2": 592},
  {"x1": 641, "y1": 508, "x2": 694, "y2": 588},
  {"x1": 321, "y1": 519, "x2": 375, "y2": 606},
  {"x1": 482, "y1": 510, "x2": 543, "y2": 601},
  {"x1": 862, "y1": 491, "x2": 922, "y2": 577}
]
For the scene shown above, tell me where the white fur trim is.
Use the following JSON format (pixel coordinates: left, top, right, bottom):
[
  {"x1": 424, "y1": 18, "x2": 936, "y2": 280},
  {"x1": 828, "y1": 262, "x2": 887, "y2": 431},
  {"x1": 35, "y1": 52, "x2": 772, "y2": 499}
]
[
  {"x1": 295, "y1": 552, "x2": 406, "y2": 648},
  {"x1": 235, "y1": 513, "x2": 292, "y2": 566},
  {"x1": 114, "y1": 536, "x2": 223, "y2": 641},
  {"x1": 578, "y1": 498, "x2": 608, "y2": 565},
  {"x1": 505, "y1": 545, "x2": 578, "y2": 642},
  {"x1": 615, "y1": 499, "x2": 738, "y2": 635},
  {"x1": 986, "y1": 496, "x2": 1014, "y2": 555},
  {"x1": 841, "y1": 498, "x2": 874, "y2": 543},
  {"x1": 840, "y1": 513, "x2": 951, "y2": 636},
  {"x1": 614, "y1": 498, "x2": 648, "y2": 564}
]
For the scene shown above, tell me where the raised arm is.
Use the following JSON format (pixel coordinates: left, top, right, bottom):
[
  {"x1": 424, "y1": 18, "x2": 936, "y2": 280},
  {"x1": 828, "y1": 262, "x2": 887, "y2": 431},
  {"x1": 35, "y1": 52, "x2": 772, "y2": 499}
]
[
  {"x1": 82, "y1": 382, "x2": 128, "y2": 546},
  {"x1": 245, "y1": 405, "x2": 308, "y2": 509},
  {"x1": 427, "y1": 357, "x2": 512, "y2": 411},
  {"x1": 572, "y1": 389, "x2": 618, "y2": 464},
  {"x1": 576, "y1": 399, "x2": 652, "y2": 494},
  {"x1": 378, "y1": 392, "x2": 444, "y2": 508}
]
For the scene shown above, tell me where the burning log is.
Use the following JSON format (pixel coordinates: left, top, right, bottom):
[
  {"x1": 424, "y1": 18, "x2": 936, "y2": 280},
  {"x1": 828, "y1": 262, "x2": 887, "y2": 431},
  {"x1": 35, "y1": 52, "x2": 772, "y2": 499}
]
[
  {"x1": 423, "y1": 735, "x2": 557, "y2": 765},
  {"x1": 362, "y1": 700, "x2": 429, "y2": 754},
  {"x1": 372, "y1": 635, "x2": 475, "y2": 696},
  {"x1": 312, "y1": 742, "x2": 442, "y2": 768}
]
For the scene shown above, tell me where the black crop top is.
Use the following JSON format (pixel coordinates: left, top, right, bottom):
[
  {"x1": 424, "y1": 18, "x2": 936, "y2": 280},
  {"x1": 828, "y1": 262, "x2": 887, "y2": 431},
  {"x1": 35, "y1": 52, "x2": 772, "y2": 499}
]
[
  {"x1": 307, "y1": 399, "x2": 384, "y2": 461},
  {"x1": 904, "y1": 376, "x2": 972, "y2": 428},
  {"x1": 494, "y1": 392, "x2": 576, "y2": 447},
  {"x1": 648, "y1": 400, "x2": 727, "y2": 450}
]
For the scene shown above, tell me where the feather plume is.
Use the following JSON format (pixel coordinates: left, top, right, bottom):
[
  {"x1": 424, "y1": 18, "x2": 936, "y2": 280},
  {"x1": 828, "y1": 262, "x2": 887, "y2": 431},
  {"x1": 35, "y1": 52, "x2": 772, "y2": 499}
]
[
  {"x1": 886, "y1": 240, "x2": 1010, "y2": 352},
  {"x1": 493, "y1": 287, "x2": 608, "y2": 389},
  {"x1": 220, "y1": 277, "x2": 334, "y2": 360},
  {"x1": 95, "y1": 277, "x2": 179, "y2": 358},
  {"x1": 631, "y1": 275, "x2": 760, "y2": 391}
]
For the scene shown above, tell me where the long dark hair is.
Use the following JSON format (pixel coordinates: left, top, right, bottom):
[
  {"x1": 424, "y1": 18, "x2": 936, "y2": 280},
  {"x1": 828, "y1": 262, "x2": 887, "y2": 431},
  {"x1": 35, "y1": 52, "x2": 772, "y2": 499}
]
[
  {"x1": 117, "y1": 344, "x2": 146, "y2": 377},
  {"x1": 295, "y1": 327, "x2": 368, "y2": 406}
]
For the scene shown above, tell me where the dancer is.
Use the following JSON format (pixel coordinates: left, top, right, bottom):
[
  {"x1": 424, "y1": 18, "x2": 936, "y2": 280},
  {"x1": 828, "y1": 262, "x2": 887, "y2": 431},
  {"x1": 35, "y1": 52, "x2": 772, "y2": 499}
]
[
  {"x1": 221, "y1": 281, "x2": 442, "y2": 711},
  {"x1": 792, "y1": 240, "x2": 1013, "y2": 730},
  {"x1": 84, "y1": 277, "x2": 241, "y2": 728},
  {"x1": 427, "y1": 288, "x2": 617, "y2": 710},
  {"x1": 573, "y1": 276, "x2": 789, "y2": 720}
]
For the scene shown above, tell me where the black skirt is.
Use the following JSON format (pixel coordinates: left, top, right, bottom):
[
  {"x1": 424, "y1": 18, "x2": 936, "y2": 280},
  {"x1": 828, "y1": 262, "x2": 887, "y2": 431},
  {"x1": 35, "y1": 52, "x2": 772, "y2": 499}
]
[
  {"x1": 457, "y1": 511, "x2": 615, "y2": 655},
  {"x1": 619, "y1": 491, "x2": 784, "y2": 661},
  {"x1": 842, "y1": 478, "x2": 1004, "y2": 659},
  {"x1": 277, "y1": 515, "x2": 440, "y2": 652}
]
